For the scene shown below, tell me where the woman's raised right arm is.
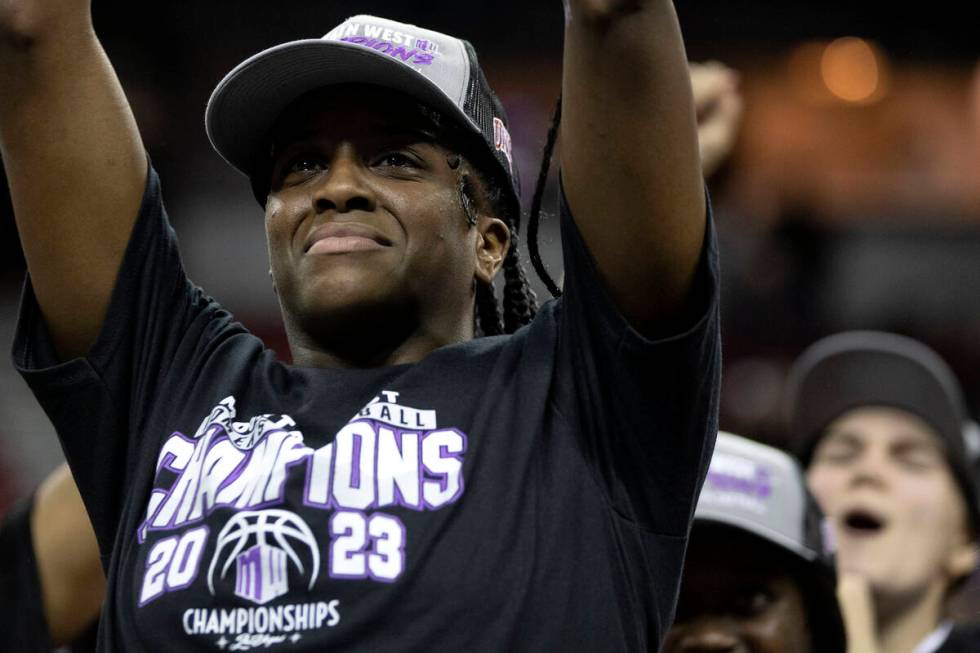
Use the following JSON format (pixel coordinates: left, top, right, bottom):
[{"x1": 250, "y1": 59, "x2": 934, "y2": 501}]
[{"x1": 1, "y1": 0, "x2": 147, "y2": 360}]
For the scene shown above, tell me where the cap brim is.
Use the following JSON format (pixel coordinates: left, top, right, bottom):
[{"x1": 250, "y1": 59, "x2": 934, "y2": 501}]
[
  {"x1": 786, "y1": 331, "x2": 966, "y2": 458},
  {"x1": 205, "y1": 39, "x2": 478, "y2": 179},
  {"x1": 694, "y1": 511, "x2": 819, "y2": 562}
]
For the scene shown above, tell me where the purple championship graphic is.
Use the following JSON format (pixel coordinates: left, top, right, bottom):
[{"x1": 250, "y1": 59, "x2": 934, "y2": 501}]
[
  {"x1": 330, "y1": 20, "x2": 441, "y2": 66},
  {"x1": 135, "y1": 391, "x2": 470, "y2": 627},
  {"x1": 209, "y1": 510, "x2": 319, "y2": 605},
  {"x1": 236, "y1": 545, "x2": 288, "y2": 604}
]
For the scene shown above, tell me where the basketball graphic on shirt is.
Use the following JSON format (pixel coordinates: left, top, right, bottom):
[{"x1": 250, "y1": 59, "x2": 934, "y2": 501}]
[{"x1": 208, "y1": 509, "x2": 320, "y2": 605}]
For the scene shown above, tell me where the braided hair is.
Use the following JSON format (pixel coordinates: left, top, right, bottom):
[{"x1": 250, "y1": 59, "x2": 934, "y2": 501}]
[
  {"x1": 526, "y1": 97, "x2": 563, "y2": 300},
  {"x1": 417, "y1": 101, "x2": 553, "y2": 338},
  {"x1": 463, "y1": 97, "x2": 564, "y2": 336},
  {"x1": 462, "y1": 162, "x2": 539, "y2": 337}
]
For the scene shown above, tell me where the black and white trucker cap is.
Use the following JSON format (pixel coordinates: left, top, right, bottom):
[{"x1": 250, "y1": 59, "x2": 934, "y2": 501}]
[
  {"x1": 695, "y1": 432, "x2": 846, "y2": 652},
  {"x1": 205, "y1": 15, "x2": 518, "y2": 210}
]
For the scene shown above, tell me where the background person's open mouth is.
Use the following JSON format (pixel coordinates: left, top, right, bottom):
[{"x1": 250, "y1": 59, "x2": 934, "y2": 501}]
[{"x1": 843, "y1": 509, "x2": 886, "y2": 536}]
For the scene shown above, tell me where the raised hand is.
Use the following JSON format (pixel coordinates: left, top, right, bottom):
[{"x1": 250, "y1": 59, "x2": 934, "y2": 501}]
[
  {"x1": 837, "y1": 573, "x2": 883, "y2": 653},
  {"x1": 690, "y1": 61, "x2": 743, "y2": 178}
]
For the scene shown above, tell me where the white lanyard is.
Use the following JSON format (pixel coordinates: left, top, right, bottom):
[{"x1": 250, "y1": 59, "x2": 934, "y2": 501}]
[{"x1": 912, "y1": 621, "x2": 954, "y2": 653}]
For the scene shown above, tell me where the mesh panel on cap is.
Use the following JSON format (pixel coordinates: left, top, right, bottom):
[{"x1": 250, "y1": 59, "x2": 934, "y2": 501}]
[{"x1": 461, "y1": 41, "x2": 520, "y2": 214}]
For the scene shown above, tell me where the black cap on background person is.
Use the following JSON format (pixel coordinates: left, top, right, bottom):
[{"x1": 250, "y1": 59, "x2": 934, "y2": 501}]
[
  {"x1": 786, "y1": 330, "x2": 980, "y2": 530},
  {"x1": 664, "y1": 431, "x2": 846, "y2": 653}
]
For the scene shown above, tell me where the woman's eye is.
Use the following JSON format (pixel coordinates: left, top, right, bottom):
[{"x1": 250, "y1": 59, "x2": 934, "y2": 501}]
[
  {"x1": 275, "y1": 155, "x2": 327, "y2": 187},
  {"x1": 288, "y1": 156, "x2": 326, "y2": 174},
  {"x1": 375, "y1": 152, "x2": 417, "y2": 168},
  {"x1": 813, "y1": 448, "x2": 847, "y2": 464},
  {"x1": 897, "y1": 449, "x2": 938, "y2": 471},
  {"x1": 813, "y1": 439, "x2": 860, "y2": 464},
  {"x1": 735, "y1": 585, "x2": 775, "y2": 616},
  {"x1": 822, "y1": 448, "x2": 856, "y2": 463}
]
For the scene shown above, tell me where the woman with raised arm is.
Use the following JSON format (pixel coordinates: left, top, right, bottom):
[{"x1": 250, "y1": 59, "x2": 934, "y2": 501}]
[{"x1": 2, "y1": 2, "x2": 719, "y2": 650}]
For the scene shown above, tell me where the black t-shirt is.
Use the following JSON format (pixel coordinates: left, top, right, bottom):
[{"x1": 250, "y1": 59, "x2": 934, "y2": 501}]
[
  {"x1": 938, "y1": 623, "x2": 980, "y2": 652},
  {"x1": 14, "y1": 166, "x2": 720, "y2": 652},
  {"x1": 0, "y1": 495, "x2": 50, "y2": 652}
]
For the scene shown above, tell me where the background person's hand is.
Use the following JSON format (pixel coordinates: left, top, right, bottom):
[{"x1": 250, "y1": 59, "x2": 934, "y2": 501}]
[
  {"x1": 838, "y1": 572, "x2": 883, "y2": 653},
  {"x1": 690, "y1": 61, "x2": 743, "y2": 178}
]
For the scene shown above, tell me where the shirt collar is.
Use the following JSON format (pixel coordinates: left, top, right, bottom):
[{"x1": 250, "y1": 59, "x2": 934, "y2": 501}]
[{"x1": 912, "y1": 621, "x2": 954, "y2": 653}]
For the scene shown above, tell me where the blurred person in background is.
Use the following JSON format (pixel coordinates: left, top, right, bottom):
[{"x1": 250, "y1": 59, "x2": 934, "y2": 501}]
[
  {"x1": 689, "y1": 61, "x2": 742, "y2": 180},
  {"x1": 663, "y1": 431, "x2": 846, "y2": 653},
  {"x1": 787, "y1": 331, "x2": 980, "y2": 653},
  {"x1": 1, "y1": 0, "x2": 720, "y2": 651},
  {"x1": 0, "y1": 463, "x2": 101, "y2": 651}
]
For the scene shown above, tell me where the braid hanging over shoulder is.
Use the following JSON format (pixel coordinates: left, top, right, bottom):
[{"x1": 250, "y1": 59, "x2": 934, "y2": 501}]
[
  {"x1": 527, "y1": 96, "x2": 563, "y2": 299},
  {"x1": 475, "y1": 279, "x2": 503, "y2": 336},
  {"x1": 501, "y1": 236, "x2": 536, "y2": 333},
  {"x1": 469, "y1": 93, "x2": 566, "y2": 336}
]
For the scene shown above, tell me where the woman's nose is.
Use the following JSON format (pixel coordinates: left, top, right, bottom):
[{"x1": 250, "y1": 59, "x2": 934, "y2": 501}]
[{"x1": 312, "y1": 148, "x2": 375, "y2": 214}]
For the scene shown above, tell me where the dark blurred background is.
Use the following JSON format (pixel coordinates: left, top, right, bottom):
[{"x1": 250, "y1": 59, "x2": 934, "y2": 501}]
[{"x1": 1, "y1": 0, "x2": 979, "y2": 601}]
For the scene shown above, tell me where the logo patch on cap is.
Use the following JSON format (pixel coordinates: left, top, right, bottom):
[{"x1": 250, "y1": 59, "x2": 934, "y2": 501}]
[
  {"x1": 704, "y1": 453, "x2": 772, "y2": 515},
  {"x1": 328, "y1": 20, "x2": 442, "y2": 67},
  {"x1": 339, "y1": 36, "x2": 436, "y2": 66},
  {"x1": 493, "y1": 117, "x2": 513, "y2": 174}
]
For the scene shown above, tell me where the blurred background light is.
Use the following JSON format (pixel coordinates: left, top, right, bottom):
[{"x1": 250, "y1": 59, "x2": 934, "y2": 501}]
[{"x1": 820, "y1": 37, "x2": 888, "y2": 105}]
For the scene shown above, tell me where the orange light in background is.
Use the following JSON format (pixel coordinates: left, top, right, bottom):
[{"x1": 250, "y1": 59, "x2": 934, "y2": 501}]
[{"x1": 820, "y1": 37, "x2": 888, "y2": 105}]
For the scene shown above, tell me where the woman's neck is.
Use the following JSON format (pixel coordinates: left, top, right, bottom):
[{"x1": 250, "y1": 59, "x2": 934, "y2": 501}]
[
  {"x1": 289, "y1": 331, "x2": 465, "y2": 368},
  {"x1": 876, "y1": 580, "x2": 947, "y2": 653},
  {"x1": 286, "y1": 313, "x2": 474, "y2": 369}
]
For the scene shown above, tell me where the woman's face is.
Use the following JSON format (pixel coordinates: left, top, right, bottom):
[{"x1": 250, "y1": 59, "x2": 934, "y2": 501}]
[
  {"x1": 806, "y1": 407, "x2": 976, "y2": 604},
  {"x1": 664, "y1": 527, "x2": 814, "y2": 653},
  {"x1": 263, "y1": 85, "x2": 507, "y2": 357}
]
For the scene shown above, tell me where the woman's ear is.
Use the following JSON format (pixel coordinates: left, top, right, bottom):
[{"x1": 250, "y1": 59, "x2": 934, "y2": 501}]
[
  {"x1": 945, "y1": 540, "x2": 979, "y2": 582},
  {"x1": 474, "y1": 217, "x2": 510, "y2": 285}
]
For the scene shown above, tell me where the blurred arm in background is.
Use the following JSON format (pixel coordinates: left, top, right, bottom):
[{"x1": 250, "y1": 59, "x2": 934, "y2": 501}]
[
  {"x1": 690, "y1": 61, "x2": 743, "y2": 179},
  {"x1": 32, "y1": 463, "x2": 104, "y2": 647},
  {"x1": 0, "y1": 463, "x2": 102, "y2": 650}
]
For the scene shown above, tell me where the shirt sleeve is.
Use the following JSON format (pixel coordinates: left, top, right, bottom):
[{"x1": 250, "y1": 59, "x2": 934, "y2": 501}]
[
  {"x1": 0, "y1": 496, "x2": 51, "y2": 652},
  {"x1": 11, "y1": 164, "x2": 246, "y2": 556},
  {"x1": 552, "y1": 184, "x2": 721, "y2": 536}
]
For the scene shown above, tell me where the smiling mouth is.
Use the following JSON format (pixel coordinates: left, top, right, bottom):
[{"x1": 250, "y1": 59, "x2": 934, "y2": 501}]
[
  {"x1": 304, "y1": 223, "x2": 392, "y2": 255},
  {"x1": 306, "y1": 236, "x2": 389, "y2": 255}
]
